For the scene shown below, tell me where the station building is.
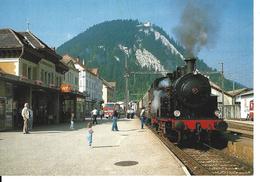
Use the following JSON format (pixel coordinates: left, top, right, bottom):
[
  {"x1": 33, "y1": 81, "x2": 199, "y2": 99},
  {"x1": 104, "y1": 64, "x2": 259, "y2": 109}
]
[
  {"x1": 0, "y1": 28, "x2": 69, "y2": 130},
  {"x1": 210, "y1": 81, "x2": 253, "y2": 120},
  {"x1": 86, "y1": 68, "x2": 103, "y2": 112},
  {"x1": 101, "y1": 78, "x2": 116, "y2": 104},
  {"x1": 61, "y1": 54, "x2": 86, "y2": 122},
  {"x1": 234, "y1": 89, "x2": 254, "y2": 120},
  {"x1": 61, "y1": 54, "x2": 108, "y2": 116}
]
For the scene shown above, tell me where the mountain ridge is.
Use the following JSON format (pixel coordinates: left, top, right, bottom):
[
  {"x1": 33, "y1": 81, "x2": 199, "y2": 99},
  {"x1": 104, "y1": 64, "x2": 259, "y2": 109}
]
[{"x1": 57, "y1": 19, "x2": 244, "y2": 101}]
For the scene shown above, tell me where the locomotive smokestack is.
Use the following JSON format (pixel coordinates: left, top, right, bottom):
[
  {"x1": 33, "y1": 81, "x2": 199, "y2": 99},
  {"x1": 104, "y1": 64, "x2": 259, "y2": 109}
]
[{"x1": 184, "y1": 58, "x2": 196, "y2": 73}]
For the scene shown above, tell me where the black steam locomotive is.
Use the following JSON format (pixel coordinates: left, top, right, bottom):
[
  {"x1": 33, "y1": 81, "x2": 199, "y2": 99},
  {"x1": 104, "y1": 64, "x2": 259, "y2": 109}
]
[{"x1": 139, "y1": 58, "x2": 227, "y2": 143}]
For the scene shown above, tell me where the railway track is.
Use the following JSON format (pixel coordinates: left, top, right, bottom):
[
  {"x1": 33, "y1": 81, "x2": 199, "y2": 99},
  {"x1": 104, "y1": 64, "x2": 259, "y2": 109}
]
[{"x1": 147, "y1": 125, "x2": 253, "y2": 175}]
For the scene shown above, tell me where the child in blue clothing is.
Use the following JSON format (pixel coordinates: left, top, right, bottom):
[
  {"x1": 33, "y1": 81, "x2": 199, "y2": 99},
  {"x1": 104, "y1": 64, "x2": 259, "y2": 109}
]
[{"x1": 87, "y1": 122, "x2": 94, "y2": 146}]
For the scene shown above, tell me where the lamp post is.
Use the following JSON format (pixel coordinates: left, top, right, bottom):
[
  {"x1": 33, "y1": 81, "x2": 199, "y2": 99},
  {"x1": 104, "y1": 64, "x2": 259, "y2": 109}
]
[{"x1": 220, "y1": 62, "x2": 224, "y2": 119}]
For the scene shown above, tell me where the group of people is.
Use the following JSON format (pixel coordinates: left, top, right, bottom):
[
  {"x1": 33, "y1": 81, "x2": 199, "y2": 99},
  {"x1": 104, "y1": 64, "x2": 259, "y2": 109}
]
[
  {"x1": 68, "y1": 108, "x2": 104, "y2": 130},
  {"x1": 86, "y1": 106, "x2": 146, "y2": 147},
  {"x1": 21, "y1": 103, "x2": 34, "y2": 134},
  {"x1": 21, "y1": 102, "x2": 146, "y2": 147},
  {"x1": 86, "y1": 107, "x2": 119, "y2": 146}
]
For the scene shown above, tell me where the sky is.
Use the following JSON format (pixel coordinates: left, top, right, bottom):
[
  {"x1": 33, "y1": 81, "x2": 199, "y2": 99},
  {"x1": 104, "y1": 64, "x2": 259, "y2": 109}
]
[{"x1": 0, "y1": 0, "x2": 254, "y2": 88}]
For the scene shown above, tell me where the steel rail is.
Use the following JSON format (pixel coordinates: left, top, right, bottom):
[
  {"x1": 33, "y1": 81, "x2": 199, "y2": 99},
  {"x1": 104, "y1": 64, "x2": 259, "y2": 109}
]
[{"x1": 147, "y1": 124, "x2": 253, "y2": 175}]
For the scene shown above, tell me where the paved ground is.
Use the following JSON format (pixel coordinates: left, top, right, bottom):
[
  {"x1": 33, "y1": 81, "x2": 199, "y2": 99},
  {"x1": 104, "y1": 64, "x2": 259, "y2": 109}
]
[{"x1": 0, "y1": 118, "x2": 188, "y2": 176}]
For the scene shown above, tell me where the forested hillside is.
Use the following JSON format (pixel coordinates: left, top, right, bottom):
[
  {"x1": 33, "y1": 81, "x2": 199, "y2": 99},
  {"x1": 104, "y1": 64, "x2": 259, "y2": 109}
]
[{"x1": 57, "y1": 20, "x2": 244, "y2": 101}]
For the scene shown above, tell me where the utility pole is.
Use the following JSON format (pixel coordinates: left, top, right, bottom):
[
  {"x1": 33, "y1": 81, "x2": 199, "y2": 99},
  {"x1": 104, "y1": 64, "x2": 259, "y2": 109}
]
[
  {"x1": 221, "y1": 62, "x2": 225, "y2": 119},
  {"x1": 232, "y1": 80, "x2": 236, "y2": 118},
  {"x1": 124, "y1": 53, "x2": 129, "y2": 117},
  {"x1": 26, "y1": 19, "x2": 30, "y2": 32},
  {"x1": 118, "y1": 44, "x2": 130, "y2": 117},
  {"x1": 232, "y1": 80, "x2": 235, "y2": 104}
]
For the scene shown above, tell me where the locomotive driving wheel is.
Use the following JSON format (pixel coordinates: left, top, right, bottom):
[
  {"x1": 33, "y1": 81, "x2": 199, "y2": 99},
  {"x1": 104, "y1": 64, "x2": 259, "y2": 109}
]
[{"x1": 166, "y1": 130, "x2": 182, "y2": 143}]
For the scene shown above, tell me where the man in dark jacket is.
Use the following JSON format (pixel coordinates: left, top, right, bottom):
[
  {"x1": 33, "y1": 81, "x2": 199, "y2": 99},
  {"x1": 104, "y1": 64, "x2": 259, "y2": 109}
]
[
  {"x1": 112, "y1": 109, "x2": 119, "y2": 131},
  {"x1": 140, "y1": 107, "x2": 146, "y2": 129}
]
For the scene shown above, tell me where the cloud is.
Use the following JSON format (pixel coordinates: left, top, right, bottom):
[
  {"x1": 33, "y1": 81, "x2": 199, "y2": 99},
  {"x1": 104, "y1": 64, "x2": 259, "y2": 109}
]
[{"x1": 66, "y1": 33, "x2": 73, "y2": 40}]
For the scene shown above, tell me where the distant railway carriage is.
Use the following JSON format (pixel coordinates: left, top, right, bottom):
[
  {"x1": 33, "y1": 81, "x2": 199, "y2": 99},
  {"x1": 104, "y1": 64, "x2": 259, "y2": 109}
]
[{"x1": 138, "y1": 58, "x2": 228, "y2": 143}]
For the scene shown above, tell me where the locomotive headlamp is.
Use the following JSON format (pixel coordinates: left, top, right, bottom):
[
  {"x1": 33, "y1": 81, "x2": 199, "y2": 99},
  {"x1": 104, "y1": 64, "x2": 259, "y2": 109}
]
[
  {"x1": 214, "y1": 110, "x2": 220, "y2": 117},
  {"x1": 174, "y1": 110, "x2": 181, "y2": 117}
]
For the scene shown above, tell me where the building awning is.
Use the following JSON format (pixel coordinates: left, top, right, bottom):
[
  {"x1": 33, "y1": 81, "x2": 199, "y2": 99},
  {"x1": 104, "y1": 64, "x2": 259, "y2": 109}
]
[{"x1": 0, "y1": 72, "x2": 59, "y2": 93}]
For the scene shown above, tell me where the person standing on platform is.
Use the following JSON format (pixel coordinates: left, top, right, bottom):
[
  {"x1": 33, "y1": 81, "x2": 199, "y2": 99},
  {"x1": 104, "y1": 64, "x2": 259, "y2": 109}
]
[
  {"x1": 87, "y1": 122, "x2": 94, "y2": 146},
  {"x1": 70, "y1": 112, "x2": 75, "y2": 129},
  {"x1": 28, "y1": 108, "x2": 33, "y2": 131},
  {"x1": 112, "y1": 109, "x2": 119, "y2": 131},
  {"x1": 99, "y1": 109, "x2": 104, "y2": 120},
  {"x1": 91, "y1": 108, "x2": 98, "y2": 125},
  {"x1": 140, "y1": 107, "x2": 146, "y2": 129},
  {"x1": 21, "y1": 103, "x2": 30, "y2": 134}
]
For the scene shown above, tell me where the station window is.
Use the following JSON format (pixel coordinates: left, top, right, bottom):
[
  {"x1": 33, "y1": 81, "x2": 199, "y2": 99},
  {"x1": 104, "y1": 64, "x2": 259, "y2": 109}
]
[
  {"x1": 22, "y1": 63, "x2": 27, "y2": 77},
  {"x1": 67, "y1": 73, "x2": 69, "y2": 82},
  {"x1": 75, "y1": 77, "x2": 78, "y2": 85},
  {"x1": 51, "y1": 73, "x2": 54, "y2": 84},
  {"x1": 56, "y1": 76, "x2": 58, "y2": 86},
  {"x1": 45, "y1": 72, "x2": 47, "y2": 83},
  {"x1": 32, "y1": 67, "x2": 37, "y2": 80},
  {"x1": 28, "y1": 67, "x2": 32, "y2": 79},
  {"x1": 41, "y1": 70, "x2": 44, "y2": 81},
  {"x1": 48, "y1": 73, "x2": 51, "y2": 85}
]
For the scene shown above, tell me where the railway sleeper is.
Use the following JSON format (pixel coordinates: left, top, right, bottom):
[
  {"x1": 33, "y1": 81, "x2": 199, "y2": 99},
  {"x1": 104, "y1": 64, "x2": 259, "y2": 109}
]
[
  {"x1": 202, "y1": 164, "x2": 237, "y2": 167},
  {"x1": 210, "y1": 171, "x2": 250, "y2": 175},
  {"x1": 209, "y1": 168, "x2": 252, "y2": 174},
  {"x1": 194, "y1": 158, "x2": 233, "y2": 163},
  {"x1": 213, "y1": 171, "x2": 251, "y2": 175},
  {"x1": 208, "y1": 166, "x2": 247, "y2": 171}
]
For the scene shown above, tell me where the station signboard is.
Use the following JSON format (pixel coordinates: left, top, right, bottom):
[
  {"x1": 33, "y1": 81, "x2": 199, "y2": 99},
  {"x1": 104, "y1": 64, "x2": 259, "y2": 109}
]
[{"x1": 60, "y1": 84, "x2": 72, "y2": 93}]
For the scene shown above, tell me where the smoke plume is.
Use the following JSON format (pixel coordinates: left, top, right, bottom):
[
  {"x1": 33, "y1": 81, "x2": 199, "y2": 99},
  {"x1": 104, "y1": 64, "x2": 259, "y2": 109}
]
[
  {"x1": 158, "y1": 78, "x2": 171, "y2": 88},
  {"x1": 151, "y1": 90, "x2": 162, "y2": 113},
  {"x1": 174, "y1": 0, "x2": 219, "y2": 57}
]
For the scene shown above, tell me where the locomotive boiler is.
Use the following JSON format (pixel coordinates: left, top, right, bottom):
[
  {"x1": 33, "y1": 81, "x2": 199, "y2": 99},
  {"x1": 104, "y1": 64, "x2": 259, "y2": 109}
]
[{"x1": 142, "y1": 58, "x2": 228, "y2": 143}]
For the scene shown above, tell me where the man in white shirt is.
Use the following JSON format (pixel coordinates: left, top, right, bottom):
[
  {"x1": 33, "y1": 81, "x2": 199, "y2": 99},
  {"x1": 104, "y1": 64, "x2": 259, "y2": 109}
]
[
  {"x1": 91, "y1": 108, "x2": 98, "y2": 124},
  {"x1": 21, "y1": 103, "x2": 30, "y2": 134}
]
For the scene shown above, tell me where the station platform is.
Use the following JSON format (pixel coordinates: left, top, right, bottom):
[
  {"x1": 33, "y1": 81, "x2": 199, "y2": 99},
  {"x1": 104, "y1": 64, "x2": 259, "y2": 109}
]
[
  {"x1": 224, "y1": 119, "x2": 254, "y2": 138},
  {"x1": 0, "y1": 118, "x2": 189, "y2": 176},
  {"x1": 225, "y1": 119, "x2": 254, "y2": 126}
]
